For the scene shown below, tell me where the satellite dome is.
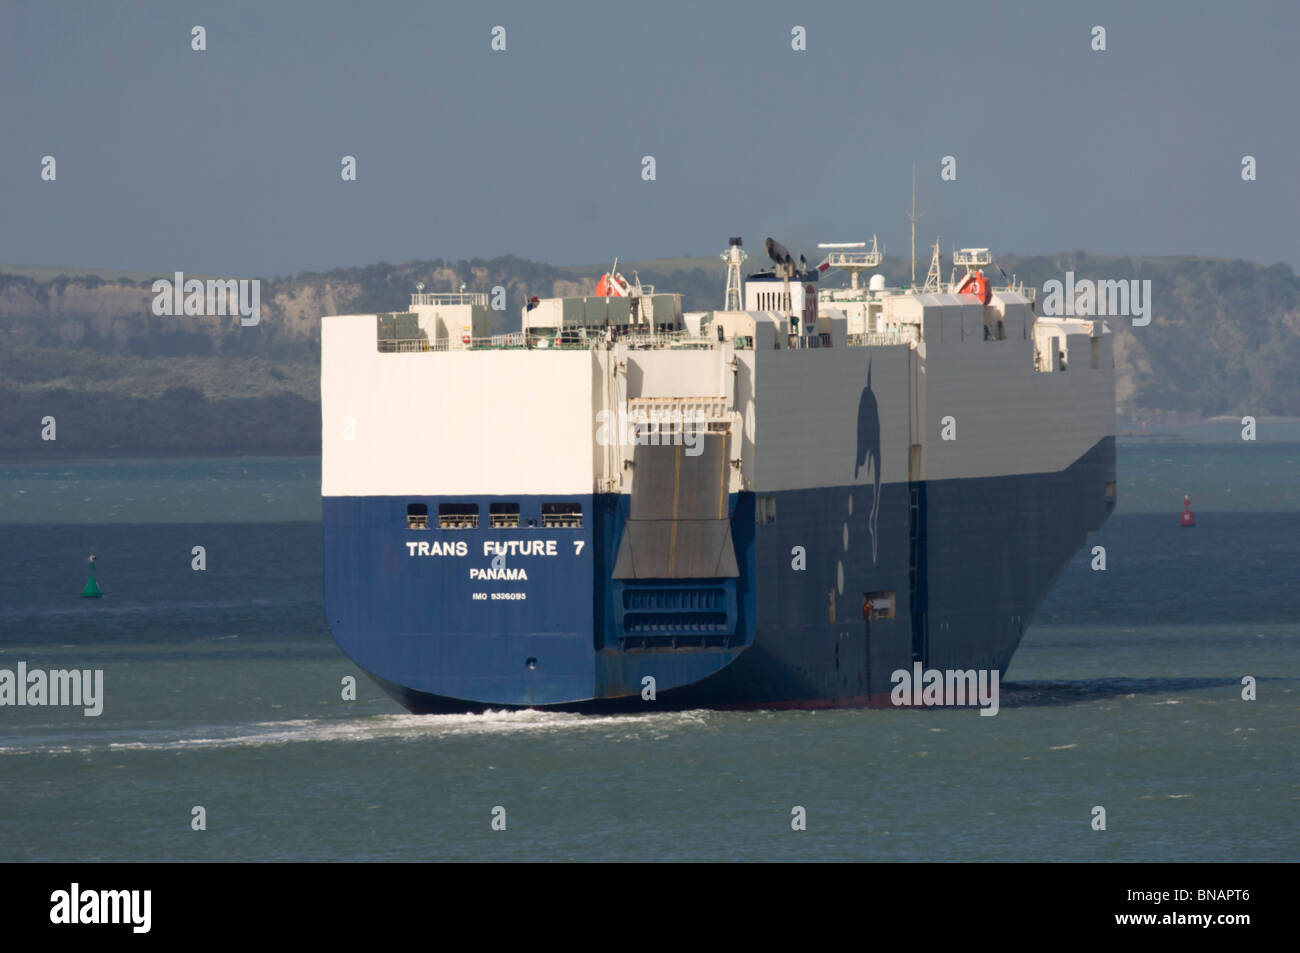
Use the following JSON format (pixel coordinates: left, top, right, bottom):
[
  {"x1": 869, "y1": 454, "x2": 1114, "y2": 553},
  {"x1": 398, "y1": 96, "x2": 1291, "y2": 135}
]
[{"x1": 868, "y1": 274, "x2": 886, "y2": 291}]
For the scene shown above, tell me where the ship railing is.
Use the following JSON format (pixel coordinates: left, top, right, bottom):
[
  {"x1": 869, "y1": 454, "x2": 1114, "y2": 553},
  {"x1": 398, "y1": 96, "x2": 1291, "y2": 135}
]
[
  {"x1": 999, "y1": 284, "x2": 1036, "y2": 304},
  {"x1": 618, "y1": 329, "x2": 711, "y2": 349},
  {"x1": 384, "y1": 330, "x2": 921, "y2": 351},
  {"x1": 846, "y1": 328, "x2": 919, "y2": 347},
  {"x1": 381, "y1": 330, "x2": 721, "y2": 352},
  {"x1": 410, "y1": 292, "x2": 489, "y2": 307},
  {"x1": 540, "y1": 334, "x2": 600, "y2": 350},
  {"x1": 378, "y1": 337, "x2": 447, "y2": 352},
  {"x1": 438, "y1": 516, "x2": 479, "y2": 529},
  {"x1": 466, "y1": 333, "x2": 621, "y2": 351},
  {"x1": 473, "y1": 332, "x2": 526, "y2": 348},
  {"x1": 380, "y1": 333, "x2": 535, "y2": 352},
  {"x1": 541, "y1": 514, "x2": 584, "y2": 528},
  {"x1": 785, "y1": 333, "x2": 834, "y2": 349},
  {"x1": 821, "y1": 251, "x2": 882, "y2": 269}
]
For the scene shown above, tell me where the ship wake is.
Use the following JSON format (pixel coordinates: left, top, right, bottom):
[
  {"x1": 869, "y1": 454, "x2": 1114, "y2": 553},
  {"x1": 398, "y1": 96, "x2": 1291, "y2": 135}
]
[{"x1": 0, "y1": 709, "x2": 718, "y2": 755}]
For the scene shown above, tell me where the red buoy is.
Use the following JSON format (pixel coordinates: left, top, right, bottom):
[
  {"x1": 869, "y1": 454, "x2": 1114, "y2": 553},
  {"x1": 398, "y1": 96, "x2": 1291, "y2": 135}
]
[{"x1": 1180, "y1": 495, "x2": 1195, "y2": 527}]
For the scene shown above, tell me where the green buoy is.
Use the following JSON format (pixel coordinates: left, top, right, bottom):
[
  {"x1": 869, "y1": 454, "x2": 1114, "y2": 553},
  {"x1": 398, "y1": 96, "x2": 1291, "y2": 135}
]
[{"x1": 81, "y1": 554, "x2": 102, "y2": 599}]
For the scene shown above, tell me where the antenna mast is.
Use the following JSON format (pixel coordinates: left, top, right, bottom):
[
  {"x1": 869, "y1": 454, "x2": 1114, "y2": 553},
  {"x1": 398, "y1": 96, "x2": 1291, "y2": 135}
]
[{"x1": 906, "y1": 162, "x2": 921, "y2": 288}]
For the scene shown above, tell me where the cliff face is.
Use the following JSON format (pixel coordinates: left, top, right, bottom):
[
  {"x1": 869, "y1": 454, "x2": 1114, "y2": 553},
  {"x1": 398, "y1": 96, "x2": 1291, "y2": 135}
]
[
  {"x1": 1109, "y1": 325, "x2": 1152, "y2": 412},
  {"x1": 0, "y1": 273, "x2": 357, "y2": 355},
  {"x1": 1, "y1": 252, "x2": 1297, "y2": 457},
  {"x1": 0, "y1": 257, "x2": 594, "y2": 358}
]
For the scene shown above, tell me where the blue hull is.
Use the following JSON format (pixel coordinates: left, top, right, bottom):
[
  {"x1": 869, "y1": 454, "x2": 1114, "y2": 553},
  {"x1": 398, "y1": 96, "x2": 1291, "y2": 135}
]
[{"x1": 323, "y1": 438, "x2": 1115, "y2": 711}]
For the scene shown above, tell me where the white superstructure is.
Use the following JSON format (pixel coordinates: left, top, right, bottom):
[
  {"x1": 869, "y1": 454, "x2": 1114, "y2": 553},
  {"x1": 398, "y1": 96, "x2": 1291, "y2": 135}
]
[{"x1": 321, "y1": 240, "x2": 1113, "y2": 497}]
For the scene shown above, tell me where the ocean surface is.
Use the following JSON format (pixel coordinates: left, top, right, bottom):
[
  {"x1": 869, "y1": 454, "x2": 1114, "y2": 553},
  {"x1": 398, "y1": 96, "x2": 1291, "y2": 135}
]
[{"x1": 1, "y1": 433, "x2": 1296, "y2": 862}]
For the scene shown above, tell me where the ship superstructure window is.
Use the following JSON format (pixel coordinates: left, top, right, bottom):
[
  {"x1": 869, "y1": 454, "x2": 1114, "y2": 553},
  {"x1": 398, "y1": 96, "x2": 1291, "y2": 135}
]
[
  {"x1": 438, "y1": 503, "x2": 479, "y2": 529},
  {"x1": 406, "y1": 503, "x2": 429, "y2": 530},
  {"x1": 490, "y1": 503, "x2": 521, "y2": 528},
  {"x1": 541, "y1": 502, "x2": 582, "y2": 528},
  {"x1": 757, "y1": 496, "x2": 776, "y2": 525}
]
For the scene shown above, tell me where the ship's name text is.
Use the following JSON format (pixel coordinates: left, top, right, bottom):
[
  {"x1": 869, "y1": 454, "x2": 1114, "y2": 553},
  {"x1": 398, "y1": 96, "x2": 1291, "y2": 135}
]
[{"x1": 405, "y1": 540, "x2": 564, "y2": 558}]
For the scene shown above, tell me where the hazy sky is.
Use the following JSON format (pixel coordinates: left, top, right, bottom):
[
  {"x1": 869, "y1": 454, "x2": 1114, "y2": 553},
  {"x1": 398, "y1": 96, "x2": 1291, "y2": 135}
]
[{"x1": 4, "y1": 0, "x2": 1298, "y2": 275}]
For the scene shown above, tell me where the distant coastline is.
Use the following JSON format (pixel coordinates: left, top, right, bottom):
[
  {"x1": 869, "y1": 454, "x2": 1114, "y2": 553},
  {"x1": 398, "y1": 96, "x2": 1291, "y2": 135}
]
[{"x1": 3, "y1": 251, "x2": 1298, "y2": 460}]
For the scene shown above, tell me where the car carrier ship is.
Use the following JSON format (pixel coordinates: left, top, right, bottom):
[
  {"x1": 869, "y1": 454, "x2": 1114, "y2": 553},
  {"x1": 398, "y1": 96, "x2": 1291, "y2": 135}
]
[{"x1": 320, "y1": 235, "x2": 1115, "y2": 712}]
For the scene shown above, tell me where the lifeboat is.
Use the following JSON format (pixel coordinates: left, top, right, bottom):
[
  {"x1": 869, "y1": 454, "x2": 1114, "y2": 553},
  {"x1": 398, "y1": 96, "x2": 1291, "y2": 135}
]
[
  {"x1": 955, "y1": 270, "x2": 991, "y2": 305},
  {"x1": 595, "y1": 260, "x2": 631, "y2": 297}
]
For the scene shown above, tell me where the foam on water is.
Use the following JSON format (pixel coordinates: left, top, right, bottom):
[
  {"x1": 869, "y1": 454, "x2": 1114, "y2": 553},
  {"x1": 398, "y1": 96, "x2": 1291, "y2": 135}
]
[{"x1": 0, "y1": 708, "x2": 717, "y2": 756}]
